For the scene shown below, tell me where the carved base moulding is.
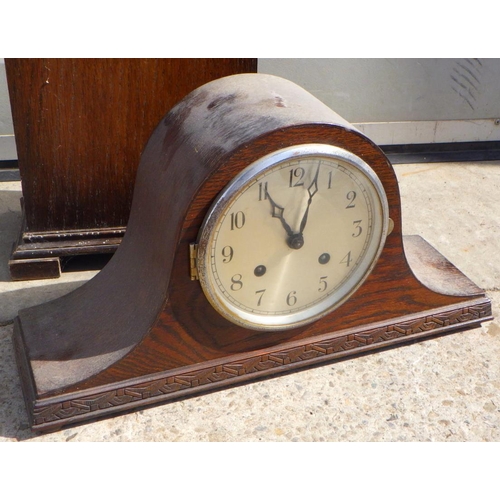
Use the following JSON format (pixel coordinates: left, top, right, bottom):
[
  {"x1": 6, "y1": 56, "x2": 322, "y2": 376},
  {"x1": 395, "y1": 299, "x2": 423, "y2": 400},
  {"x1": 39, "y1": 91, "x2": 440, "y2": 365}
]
[{"x1": 12, "y1": 74, "x2": 493, "y2": 432}]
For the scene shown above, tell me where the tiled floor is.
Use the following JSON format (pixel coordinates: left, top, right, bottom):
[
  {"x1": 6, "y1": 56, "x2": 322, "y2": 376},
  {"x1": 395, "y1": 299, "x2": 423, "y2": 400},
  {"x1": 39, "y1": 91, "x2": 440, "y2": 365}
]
[{"x1": 0, "y1": 161, "x2": 499, "y2": 441}]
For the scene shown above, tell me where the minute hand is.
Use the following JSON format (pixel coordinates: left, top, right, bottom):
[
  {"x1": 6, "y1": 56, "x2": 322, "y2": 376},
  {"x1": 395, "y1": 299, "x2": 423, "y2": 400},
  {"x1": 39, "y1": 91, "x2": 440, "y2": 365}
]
[{"x1": 299, "y1": 165, "x2": 320, "y2": 234}]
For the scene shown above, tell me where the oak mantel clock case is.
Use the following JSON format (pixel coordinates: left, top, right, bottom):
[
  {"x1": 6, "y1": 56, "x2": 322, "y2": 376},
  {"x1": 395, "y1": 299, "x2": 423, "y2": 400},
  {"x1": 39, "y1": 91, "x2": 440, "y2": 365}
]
[{"x1": 13, "y1": 74, "x2": 493, "y2": 432}]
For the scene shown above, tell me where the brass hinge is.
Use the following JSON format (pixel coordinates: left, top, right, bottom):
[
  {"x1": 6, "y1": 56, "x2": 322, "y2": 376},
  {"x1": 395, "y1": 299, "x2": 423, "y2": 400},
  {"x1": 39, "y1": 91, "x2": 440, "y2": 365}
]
[{"x1": 189, "y1": 243, "x2": 199, "y2": 280}]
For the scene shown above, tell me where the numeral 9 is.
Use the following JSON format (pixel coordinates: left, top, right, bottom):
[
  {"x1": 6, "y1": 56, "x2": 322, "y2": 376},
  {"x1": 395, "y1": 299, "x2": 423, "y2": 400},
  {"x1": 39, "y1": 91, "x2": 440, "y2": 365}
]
[{"x1": 222, "y1": 246, "x2": 234, "y2": 263}]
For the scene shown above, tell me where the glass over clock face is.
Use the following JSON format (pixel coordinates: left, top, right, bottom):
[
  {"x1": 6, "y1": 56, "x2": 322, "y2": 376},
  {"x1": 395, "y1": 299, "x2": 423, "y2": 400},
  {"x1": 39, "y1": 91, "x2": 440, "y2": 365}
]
[{"x1": 196, "y1": 144, "x2": 389, "y2": 331}]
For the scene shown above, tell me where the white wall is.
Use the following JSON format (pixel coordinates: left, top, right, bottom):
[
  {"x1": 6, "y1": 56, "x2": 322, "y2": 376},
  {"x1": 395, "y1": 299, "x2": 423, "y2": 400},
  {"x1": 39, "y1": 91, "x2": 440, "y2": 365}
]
[{"x1": 259, "y1": 58, "x2": 500, "y2": 145}]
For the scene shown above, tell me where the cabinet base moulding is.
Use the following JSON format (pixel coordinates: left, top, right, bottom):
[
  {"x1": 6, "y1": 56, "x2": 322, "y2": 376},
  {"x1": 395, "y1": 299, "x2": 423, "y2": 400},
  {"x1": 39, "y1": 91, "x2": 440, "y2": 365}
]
[{"x1": 9, "y1": 220, "x2": 125, "y2": 280}]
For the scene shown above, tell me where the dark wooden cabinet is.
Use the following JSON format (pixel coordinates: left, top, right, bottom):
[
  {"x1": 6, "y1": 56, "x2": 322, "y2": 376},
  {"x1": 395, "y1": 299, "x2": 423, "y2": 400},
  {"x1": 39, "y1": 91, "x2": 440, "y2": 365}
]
[{"x1": 6, "y1": 58, "x2": 257, "y2": 279}]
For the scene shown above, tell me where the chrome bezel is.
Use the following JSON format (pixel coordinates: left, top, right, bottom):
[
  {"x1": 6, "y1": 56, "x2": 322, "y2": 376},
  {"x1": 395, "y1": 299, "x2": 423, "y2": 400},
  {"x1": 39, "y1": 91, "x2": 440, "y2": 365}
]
[{"x1": 196, "y1": 144, "x2": 389, "y2": 331}]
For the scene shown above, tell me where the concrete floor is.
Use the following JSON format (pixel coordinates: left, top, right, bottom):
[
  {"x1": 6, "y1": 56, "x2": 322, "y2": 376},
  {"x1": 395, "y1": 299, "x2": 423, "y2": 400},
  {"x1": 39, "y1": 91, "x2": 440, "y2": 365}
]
[{"x1": 0, "y1": 161, "x2": 499, "y2": 442}]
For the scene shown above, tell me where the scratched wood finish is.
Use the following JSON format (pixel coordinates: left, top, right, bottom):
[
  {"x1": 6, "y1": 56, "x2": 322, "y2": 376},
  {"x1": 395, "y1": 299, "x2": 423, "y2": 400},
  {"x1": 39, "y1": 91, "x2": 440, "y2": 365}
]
[
  {"x1": 5, "y1": 58, "x2": 257, "y2": 279},
  {"x1": 12, "y1": 74, "x2": 492, "y2": 431}
]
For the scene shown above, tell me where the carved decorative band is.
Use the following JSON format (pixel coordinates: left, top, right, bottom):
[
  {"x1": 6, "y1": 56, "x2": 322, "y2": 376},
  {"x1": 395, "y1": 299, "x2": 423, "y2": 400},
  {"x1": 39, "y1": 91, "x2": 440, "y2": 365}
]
[{"x1": 32, "y1": 301, "x2": 492, "y2": 428}]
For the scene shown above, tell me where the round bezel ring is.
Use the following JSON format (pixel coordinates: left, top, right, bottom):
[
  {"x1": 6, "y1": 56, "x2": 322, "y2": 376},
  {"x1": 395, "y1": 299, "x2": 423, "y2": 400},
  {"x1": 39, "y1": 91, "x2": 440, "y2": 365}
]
[{"x1": 196, "y1": 144, "x2": 390, "y2": 331}]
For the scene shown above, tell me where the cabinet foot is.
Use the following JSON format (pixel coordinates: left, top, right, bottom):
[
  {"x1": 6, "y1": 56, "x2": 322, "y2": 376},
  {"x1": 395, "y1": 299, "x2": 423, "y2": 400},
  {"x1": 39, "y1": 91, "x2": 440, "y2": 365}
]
[{"x1": 9, "y1": 257, "x2": 61, "y2": 281}]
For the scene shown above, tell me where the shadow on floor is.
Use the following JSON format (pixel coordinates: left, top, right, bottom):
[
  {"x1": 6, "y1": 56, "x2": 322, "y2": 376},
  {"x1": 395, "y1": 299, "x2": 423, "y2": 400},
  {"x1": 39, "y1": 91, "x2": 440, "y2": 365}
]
[{"x1": 0, "y1": 280, "x2": 90, "y2": 325}]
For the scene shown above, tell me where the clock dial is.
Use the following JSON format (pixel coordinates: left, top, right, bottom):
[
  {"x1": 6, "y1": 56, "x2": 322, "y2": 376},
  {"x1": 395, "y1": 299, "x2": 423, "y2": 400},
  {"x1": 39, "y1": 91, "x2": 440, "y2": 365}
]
[{"x1": 197, "y1": 144, "x2": 389, "y2": 330}]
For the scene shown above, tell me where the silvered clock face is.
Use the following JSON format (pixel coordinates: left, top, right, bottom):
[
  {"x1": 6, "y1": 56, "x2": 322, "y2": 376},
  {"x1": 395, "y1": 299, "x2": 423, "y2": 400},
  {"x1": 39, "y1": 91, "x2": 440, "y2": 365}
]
[{"x1": 196, "y1": 144, "x2": 389, "y2": 331}]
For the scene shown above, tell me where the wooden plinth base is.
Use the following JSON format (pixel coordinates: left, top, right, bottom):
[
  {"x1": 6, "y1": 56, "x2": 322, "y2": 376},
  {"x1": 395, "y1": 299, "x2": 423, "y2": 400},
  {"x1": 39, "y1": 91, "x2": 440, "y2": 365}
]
[{"x1": 13, "y1": 236, "x2": 492, "y2": 433}]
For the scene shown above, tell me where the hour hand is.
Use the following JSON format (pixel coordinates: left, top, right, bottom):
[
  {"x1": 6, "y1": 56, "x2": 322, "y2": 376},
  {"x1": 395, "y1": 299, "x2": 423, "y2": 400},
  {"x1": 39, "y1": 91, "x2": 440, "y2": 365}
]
[
  {"x1": 265, "y1": 189, "x2": 305, "y2": 249},
  {"x1": 264, "y1": 189, "x2": 294, "y2": 238}
]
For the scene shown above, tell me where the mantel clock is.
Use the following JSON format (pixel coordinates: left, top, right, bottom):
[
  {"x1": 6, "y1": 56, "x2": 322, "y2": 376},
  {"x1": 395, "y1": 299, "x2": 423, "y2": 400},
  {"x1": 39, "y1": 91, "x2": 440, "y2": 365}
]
[{"x1": 13, "y1": 74, "x2": 492, "y2": 432}]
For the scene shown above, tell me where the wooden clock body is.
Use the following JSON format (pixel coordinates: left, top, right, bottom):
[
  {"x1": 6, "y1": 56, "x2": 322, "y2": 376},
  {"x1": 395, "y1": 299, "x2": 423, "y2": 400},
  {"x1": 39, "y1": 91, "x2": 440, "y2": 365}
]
[{"x1": 13, "y1": 74, "x2": 492, "y2": 432}]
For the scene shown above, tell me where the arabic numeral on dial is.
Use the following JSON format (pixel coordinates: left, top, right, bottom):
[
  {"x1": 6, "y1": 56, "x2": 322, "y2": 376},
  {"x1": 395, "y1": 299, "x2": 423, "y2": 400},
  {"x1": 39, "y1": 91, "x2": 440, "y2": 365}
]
[
  {"x1": 346, "y1": 191, "x2": 357, "y2": 208},
  {"x1": 352, "y1": 220, "x2": 362, "y2": 237},
  {"x1": 255, "y1": 289, "x2": 266, "y2": 306},
  {"x1": 230, "y1": 274, "x2": 243, "y2": 291},
  {"x1": 318, "y1": 276, "x2": 328, "y2": 292},
  {"x1": 258, "y1": 182, "x2": 268, "y2": 201},
  {"x1": 286, "y1": 290, "x2": 297, "y2": 306},
  {"x1": 230, "y1": 211, "x2": 245, "y2": 230},
  {"x1": 289, "y1": 167, "x2": 305, "y2": 187},
  {"x1": 340, "y1": 251, "x2": 352, "y2": 267},
  {"x1": 221, "y1": 245, "x2": 234, "y2": 263}
]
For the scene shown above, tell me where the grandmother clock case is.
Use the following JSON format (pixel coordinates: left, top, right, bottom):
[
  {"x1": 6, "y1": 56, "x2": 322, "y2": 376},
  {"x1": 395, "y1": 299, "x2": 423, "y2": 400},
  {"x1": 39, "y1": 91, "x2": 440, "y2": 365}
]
[
  {"x1": 13, "y1": 74, "x2": 492, "y2": 432},
  {"x1": 6, "y1": 58, "x2": 257, "y2": 280}
]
